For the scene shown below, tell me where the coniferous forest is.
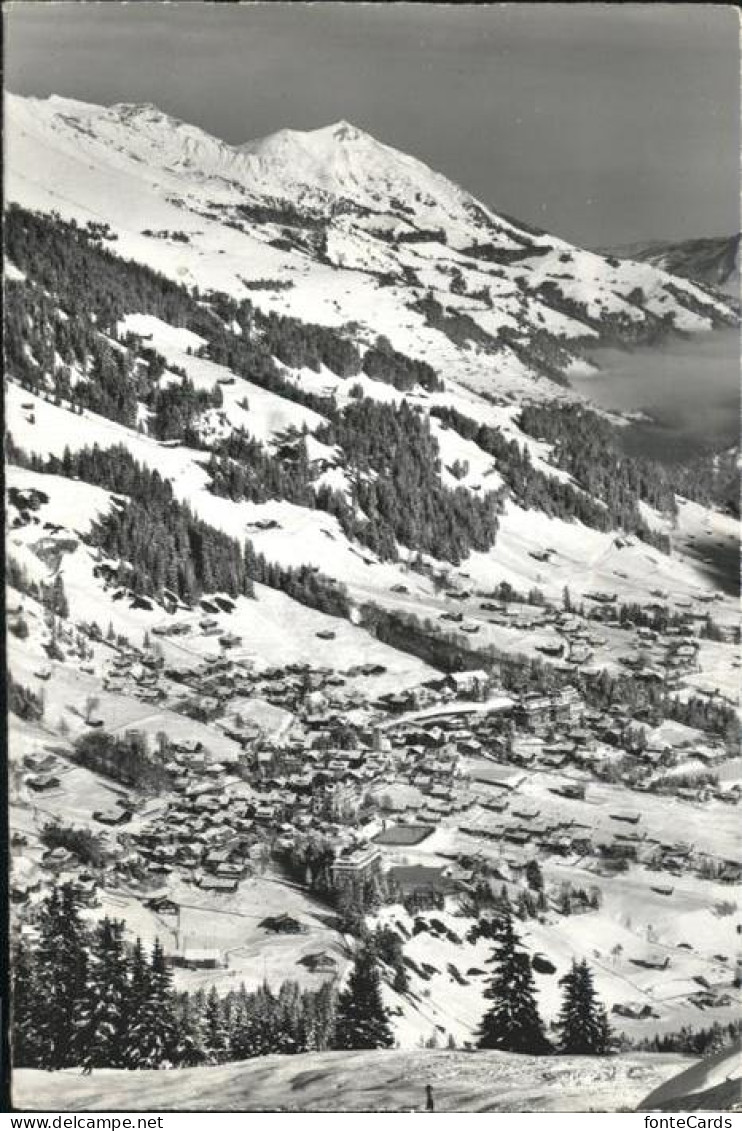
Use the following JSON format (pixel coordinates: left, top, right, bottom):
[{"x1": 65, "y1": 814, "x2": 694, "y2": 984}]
[
  {"x1": 14, "y1": 889, "x2": 619, "y2": 1071},
  {"x1": 13, "y1": 885, "x2": 391, "y2": 1069},
  {"x1": 7, "y1": 202, "x2": 717, "y2": 579},
  {"x1": 9, "y1": 441, "x2": 352, "y2": 617}
]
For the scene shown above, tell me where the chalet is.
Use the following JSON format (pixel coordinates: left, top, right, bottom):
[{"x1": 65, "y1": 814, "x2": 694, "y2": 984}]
[
  {"x1": 219, "y1": 632, "x2": 242, "y2": 649},
  {"x1": 93, "y1": 807, "x2": 133, "y2": 826},
  {"x1": 299, "y1": 952, "x2": 338, "y2": 972},
  {"x1": 458, "y1": 738, "x2": 483, "y2": 756},
  {"x1": 23, "y1": 752, "x2": 57, "y2": 773},
  {"x1": 205, "y1": 848, "x2": 231, "y2": 870},
  {"x1": 610, "y1": 810, "x2": 641, "y2": 825},
  {"x1": 630, "y1": 955, "x2": 670, "y2": 971},
  {"x1": 44, "y1": 847, "x2": 75, "y2": 869},
  {"x1": 198, "y1": 876, "x2": 238, "y2": 893},
  {"x1": 510, "y1": 737, "x2": 543, "y2": 765},
  {"x1": 541, "y1": 752, "x2": 568, "y2": 770},
  {"x1": 612, "y1": 1002, "x2": 659, "y2": 1020},
  {"x1": 26, "y1": 773, "x2": 60, "y2": 792},
  {"x1": 174, "y1": 739, "x2": 204, "y2": 755},
  {"x1": 168, "y1": 949, "x2": 224, "y2": 970},
  {"x1": 138, "y1": 687, "x2": 163, "y2": 703},
  {"x1": 480, "y1": 796, "x2": 508, "y2": 813},
  {"x1": 675, "y1": 787, "x2": 703, "y2": 804},
  {"x1": 260, "y1": 913, "x2": 307, "y2": 935},
  {"x1": 215, "y1": 863, "x2": 246, "y2": 880},
  {"x1": 536, "y1": 641, "x2": 564, "y2": 658},
  {"x1": 511, "y1": 804, "x2": 539, "y2": 821},
  {"x1": 599, "y1": 839, "x2": 636, "y2": 860},
  {"x1": 502, "y1": 828, "x2": 530, "y2": 846},
  {"x1": 146, "y1": 895, "x2": 179, "y2": 916},
  {"x1": 568, "y1": 728, "x2": 593, "y2": 747}
]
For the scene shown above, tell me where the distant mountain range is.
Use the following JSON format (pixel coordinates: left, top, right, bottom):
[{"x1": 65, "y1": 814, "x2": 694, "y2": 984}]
[
  {"x1": 601, "y1": 234, "x2": 740, "y2": 297},
  {"x1": 6, "y1": 93, "x2": 737, "y2": 398}
]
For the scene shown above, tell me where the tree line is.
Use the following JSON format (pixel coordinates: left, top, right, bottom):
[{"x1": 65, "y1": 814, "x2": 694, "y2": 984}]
[
  {"x1": 431, "y1": 404, "x2": 669, "y2": 548},
  {"x1": 9, "y1": 441, "x2": 351, "y2": 619},
  {"x1": 13, "y1": 890, "x2": 613, "y2": 1071},
  {"x1": 517, "y1": 402, "x2": 679, "y2": 516},
  {"x1": 316, "y1": 398, "x2": 502, "y2": 564},
  {"x1": 12, "y1": 884, "x2": 382, "y2": 1069}
]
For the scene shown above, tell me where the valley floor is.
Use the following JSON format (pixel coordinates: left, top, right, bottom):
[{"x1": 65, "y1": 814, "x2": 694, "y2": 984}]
[{"x1": 13, "y1": 1049, "x2": 692, "y2": 1113}]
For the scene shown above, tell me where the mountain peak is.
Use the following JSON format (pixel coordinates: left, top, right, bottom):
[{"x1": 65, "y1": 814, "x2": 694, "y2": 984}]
[
  {"x1": 241, "y1": 118, "x2": 377, "y2": 156},
  {"x1": 111, "y1": 101, "x2": 167, "y2": 120},
  {"x1": 318, "y1": 120, "x2": 367, "y2": 142}
]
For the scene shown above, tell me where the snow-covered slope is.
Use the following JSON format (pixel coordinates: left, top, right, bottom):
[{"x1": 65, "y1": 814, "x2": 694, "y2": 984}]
[
  {"x1": 237, "y1": 118, "x2": 519, "y2": 235},
  {"x1": 604, "y1": 235, "x2": 740, "y2": 298},
  {"x1": 15, "y1": 1048, "x2": 691, "y2": 1112},
  {"x1": 638, "y1": 1040, "x2": 742, "y2": 1111},
  {"x1": 6, "y1": 92, "x2": 736, "y2": 398},
  {"x1": 5, "y1": 92, "x2": 741, "y2": 1071}
]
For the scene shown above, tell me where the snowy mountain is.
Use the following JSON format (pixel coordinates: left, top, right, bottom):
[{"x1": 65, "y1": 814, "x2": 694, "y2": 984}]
[
  {"x1": 602, "y1": 234, "x2": 740, "y2": 298},
  {"x1": 5, "y1": 92, "x2": 741, "y2": 1078},
  {"x1": 6, "y1": 93, "x2": 737, "y2": 399}
]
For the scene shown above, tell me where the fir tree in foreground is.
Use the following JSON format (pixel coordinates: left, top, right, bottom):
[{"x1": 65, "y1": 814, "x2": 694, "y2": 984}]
[
  {"x1": 10, "y1": 939, "x2": 39, "y2": 1068},
  {"x1": 13, "y1": 885, "x2": 342, "y2": 1070},
  {"x1": 126, "y1": 939, "x2": 179, "y2": 1068},
  {"x1": 75, "y1": 918, "x2": 129, "y2": 1068},
  {"x1": 555, "y1": 960, "x2": 612, "y2": 1055},
  {"x1": 333, "y1": 947, "x2": 394, "y2": 1050},
  {"x1": 33, "y1": 884, "x2": 89, "y2": 1069},
  {"x1": 476, "y1": 911, "x2": 551, "y2": 1054}
]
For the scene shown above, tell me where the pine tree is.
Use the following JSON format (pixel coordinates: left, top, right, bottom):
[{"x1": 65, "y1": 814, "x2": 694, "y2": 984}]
[
  {"x1": 11, "y1": 939, "x2": 40, "y2": 1067},
  {"x1": 175, "y1": 990, "x2": 207, "y2": 1066},
  {"x1": 203, "y1": 985, "x2": 229, "y2": 1064},
  {"x1": 555, "y1": 960, "x2": 612, "y2": 1055},
  {"x1": 311, "y1": 980, "x2": 337, "y2": 1052},
  {"x1": 53, "y1": 573, "x2": 69, "y2": 619},
  {"x1": 230, "y1": 993, "x2": 259, "y2": 1061},
  {"x1": 34, "y1": 884, "x2": 90, "y2": 1068},
  {"x1": 120, "y1": 938, "x2": 150, "y2": 1068},
  {"x1": 525, "y1": 859, "x2": 544, "y2": 892},
  {"x1": 476, "y1": 911, "x2": 551, "y2": 1054},
  {"x1": 75, "y1": 918, "x2": 129, "y2": 1068},
  {"x1": 123, "y1": 939, "x2": 177, "y2": 1068},
  {"x1": 333, "y1": 947, "x2": 394, "y2": 1050}
]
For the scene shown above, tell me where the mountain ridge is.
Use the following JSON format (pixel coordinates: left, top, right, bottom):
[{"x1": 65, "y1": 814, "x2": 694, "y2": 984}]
[
  {"x1": 6, "y1": 90, "x2": 736, "y2": 406},
  {"x1": 600, "y1": 234, "x2": 740, "y2": 296}
]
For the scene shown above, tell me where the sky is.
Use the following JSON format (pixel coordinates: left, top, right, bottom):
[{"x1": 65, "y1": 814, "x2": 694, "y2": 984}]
[{"x1": 4, "y1": 2, "x2": 740, "y2": 246}]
